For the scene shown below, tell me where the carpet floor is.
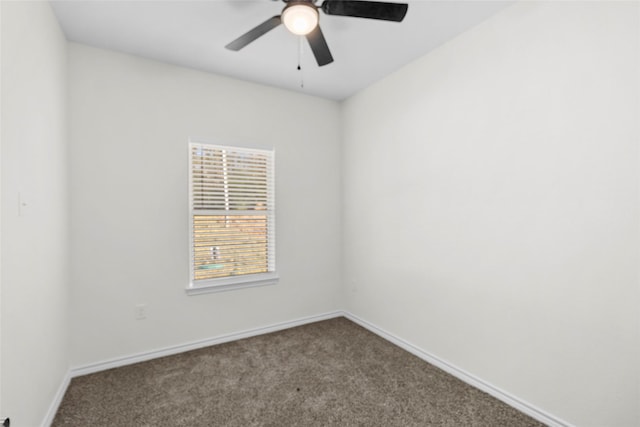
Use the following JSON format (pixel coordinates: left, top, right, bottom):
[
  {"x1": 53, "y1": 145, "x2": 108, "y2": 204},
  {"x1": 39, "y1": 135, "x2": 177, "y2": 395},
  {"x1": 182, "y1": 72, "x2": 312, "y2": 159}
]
[{"x1": 53, "y1": 317, "x2": 545, "y2": 426}]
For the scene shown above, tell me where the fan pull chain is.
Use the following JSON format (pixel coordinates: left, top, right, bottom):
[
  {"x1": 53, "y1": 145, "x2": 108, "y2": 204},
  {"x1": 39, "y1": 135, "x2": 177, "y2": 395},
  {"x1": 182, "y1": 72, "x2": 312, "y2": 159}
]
[{"x1": 298, "y1": 36, "x2": 304, "y2": 89}]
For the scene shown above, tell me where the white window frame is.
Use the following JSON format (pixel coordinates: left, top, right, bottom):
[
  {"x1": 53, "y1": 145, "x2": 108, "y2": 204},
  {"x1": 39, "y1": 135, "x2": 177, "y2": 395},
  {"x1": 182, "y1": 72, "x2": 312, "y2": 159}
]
[{"x1": 187, "y1": 140, "x2": 278, "y2": 295}]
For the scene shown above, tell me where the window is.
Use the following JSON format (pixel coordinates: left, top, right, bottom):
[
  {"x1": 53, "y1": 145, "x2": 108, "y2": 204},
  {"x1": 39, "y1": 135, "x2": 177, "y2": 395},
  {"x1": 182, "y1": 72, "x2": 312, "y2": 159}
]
[{"x1": 188, "y1": 141, "x2": 277, "y2": 294}]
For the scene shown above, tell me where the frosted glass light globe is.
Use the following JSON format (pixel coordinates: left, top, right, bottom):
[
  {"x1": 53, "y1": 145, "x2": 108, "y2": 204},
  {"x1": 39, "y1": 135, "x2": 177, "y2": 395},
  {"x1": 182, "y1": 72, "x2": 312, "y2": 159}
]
[{"x1": 282, "y1": 3, "x2": 319, "y2": 36}]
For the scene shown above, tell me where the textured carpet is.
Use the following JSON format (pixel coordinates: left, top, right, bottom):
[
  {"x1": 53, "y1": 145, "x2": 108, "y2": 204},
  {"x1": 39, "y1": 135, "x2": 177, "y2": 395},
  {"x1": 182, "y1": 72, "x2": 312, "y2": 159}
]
[{"x1": 53, "y1": 317, "x2": 544, "y2": 426}]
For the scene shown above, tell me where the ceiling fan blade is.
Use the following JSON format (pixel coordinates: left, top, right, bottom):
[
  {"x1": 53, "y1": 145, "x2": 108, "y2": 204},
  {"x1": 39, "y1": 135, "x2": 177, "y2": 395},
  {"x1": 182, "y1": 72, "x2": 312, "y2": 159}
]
[
  {"x1": 306, "y1": 25, "x2": 334, "y2": 66},
  {"x1": 321, "y1": 1, "x2": 408, "y2": 22},
  {"x1": 225, "y1": 16, "x2": 282, "y2": 51}
]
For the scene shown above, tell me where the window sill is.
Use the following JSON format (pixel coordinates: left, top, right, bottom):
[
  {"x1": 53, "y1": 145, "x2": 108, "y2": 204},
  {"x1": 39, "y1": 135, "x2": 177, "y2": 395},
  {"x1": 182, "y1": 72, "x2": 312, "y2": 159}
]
[{"x1": 185, "y1": 273, "x2": 279, "y2": 295}]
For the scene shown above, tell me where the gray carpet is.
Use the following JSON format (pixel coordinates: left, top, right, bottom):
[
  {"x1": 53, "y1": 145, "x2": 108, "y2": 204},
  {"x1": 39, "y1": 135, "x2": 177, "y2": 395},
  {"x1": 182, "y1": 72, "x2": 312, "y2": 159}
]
[{"x1": 53, "y1": 317, "x2": 544, "y2": 426}]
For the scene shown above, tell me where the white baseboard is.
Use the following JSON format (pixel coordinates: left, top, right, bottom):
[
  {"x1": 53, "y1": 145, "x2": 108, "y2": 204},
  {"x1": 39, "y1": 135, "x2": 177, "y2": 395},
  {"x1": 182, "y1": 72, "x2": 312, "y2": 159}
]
[
  {"x1": 70, "y1": 311, "x2": 343, "y2": 377},
  {"x1": 342, "y1": 311, "x2": 573, "y2": 427},
  {"x1": 41, "y1": 369, "x2": 71, "y2": 427},
  {"x1": 49, "y1": 309, "x2": 570, "y2": 427}
]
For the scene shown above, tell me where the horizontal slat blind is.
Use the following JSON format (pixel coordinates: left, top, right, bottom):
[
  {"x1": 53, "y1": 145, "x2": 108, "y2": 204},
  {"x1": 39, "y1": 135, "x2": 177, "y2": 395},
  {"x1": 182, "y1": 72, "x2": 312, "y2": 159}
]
[{"x1": 190, "y1": 143, "x2": 275, "y2": 283}]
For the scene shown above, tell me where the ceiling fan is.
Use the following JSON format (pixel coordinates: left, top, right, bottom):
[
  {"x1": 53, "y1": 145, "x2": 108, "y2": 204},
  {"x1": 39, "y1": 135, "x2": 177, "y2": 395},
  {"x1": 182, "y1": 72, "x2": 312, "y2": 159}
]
[{"x1": 225, "y1": 0, "x2": 409, "y2": 67}]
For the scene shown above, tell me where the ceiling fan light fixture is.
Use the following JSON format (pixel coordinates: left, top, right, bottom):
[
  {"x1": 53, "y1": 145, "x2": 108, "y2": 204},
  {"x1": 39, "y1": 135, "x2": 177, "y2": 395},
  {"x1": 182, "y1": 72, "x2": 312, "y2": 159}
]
[{"x1": 282, "y1": 3, "x2": 319, "y2": 36}]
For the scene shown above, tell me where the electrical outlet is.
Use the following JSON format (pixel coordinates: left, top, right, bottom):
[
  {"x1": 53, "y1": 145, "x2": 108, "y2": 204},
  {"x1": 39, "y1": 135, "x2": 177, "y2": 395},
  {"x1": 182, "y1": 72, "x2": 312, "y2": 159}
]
[{"x1": 135, "y1": 303, "x2": 147, "y2": 320}]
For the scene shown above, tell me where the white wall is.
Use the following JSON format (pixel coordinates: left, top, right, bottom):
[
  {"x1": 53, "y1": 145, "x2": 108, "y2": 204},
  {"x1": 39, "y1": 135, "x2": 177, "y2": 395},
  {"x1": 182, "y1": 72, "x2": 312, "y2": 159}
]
[
  {"x1": 1, "y1": 1, "x2": 70, "y2": 425},
  {"x1": 342, "y1": 2, "x2": 639, "y2": 426},
  {"x1": 68, "y1": 44, "x2": 342, "y2": 366}
]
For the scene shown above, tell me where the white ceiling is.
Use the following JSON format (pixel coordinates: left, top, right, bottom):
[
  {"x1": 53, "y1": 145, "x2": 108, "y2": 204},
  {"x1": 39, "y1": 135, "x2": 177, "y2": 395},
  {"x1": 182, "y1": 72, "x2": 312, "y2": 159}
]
[{"x1": 50, "y1": 0, "x2": 512, "y2": 101}]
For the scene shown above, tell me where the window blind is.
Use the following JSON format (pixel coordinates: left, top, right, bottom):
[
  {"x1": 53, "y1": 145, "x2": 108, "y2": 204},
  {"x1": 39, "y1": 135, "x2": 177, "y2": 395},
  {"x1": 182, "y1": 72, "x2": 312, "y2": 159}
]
[{"x1": 189, "y1": 143, "x2": 275, "y2": 285}]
